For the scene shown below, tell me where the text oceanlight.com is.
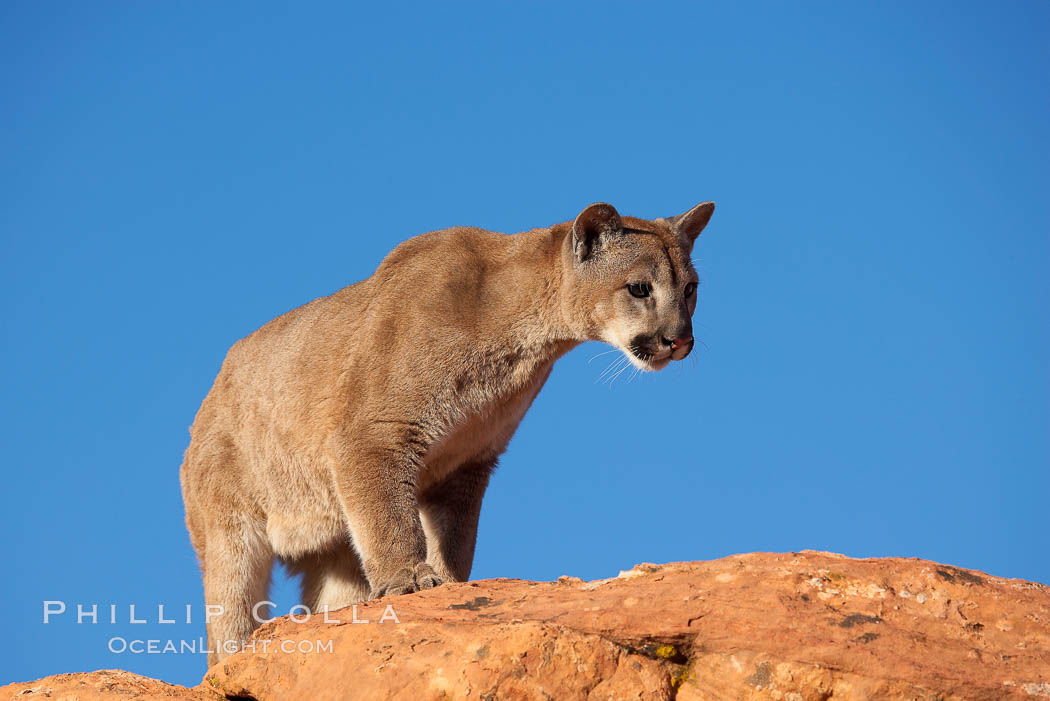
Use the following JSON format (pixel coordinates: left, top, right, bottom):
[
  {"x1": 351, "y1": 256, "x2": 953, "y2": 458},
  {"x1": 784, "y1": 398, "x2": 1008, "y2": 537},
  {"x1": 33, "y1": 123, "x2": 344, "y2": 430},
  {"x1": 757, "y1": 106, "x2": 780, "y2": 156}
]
[
  {"x1": 42, "y1": 601, "x2": 401, "y2": 655},
  {"x1": 107, "y1": 637, "x2": 335, "y2": 655}
]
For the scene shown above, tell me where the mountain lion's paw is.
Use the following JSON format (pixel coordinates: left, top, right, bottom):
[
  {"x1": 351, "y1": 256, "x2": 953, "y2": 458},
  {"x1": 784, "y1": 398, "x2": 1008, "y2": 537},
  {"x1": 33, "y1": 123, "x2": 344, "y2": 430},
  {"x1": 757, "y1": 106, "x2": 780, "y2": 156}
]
[
  {"x1": 370, "y1": 568, "x2": 416, "y2": 599},
  {"x1": 414, "y1": 562, "x2": 445, "y2": 590}
]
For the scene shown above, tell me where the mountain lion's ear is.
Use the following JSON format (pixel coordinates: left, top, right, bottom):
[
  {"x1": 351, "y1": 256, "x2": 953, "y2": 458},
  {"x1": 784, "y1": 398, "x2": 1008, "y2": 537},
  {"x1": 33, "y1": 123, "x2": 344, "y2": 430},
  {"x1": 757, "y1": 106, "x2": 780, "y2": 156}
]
[
  {"x1": 667, "y1": 201, "x2": 715, "y2": 251},
  {"x1": 572, "y1": 203, "x2": 622, "y2": 263}
]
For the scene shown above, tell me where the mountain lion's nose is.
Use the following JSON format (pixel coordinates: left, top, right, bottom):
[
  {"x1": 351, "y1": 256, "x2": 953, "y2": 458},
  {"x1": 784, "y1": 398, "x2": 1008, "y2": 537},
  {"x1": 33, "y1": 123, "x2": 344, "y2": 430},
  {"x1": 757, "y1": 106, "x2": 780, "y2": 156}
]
[{"x1": 670, "y1": 336, "x2": 693, "y2": 350}]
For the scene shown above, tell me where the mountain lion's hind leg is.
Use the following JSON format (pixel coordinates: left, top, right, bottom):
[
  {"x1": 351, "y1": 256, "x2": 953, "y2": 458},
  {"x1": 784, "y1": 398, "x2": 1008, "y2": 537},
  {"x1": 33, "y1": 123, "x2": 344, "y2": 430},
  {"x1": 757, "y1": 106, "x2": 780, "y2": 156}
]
[
  {"x1": 201, "y1": 518, "x2": 273, "y2": 666},
  {"x1": 285, "y1": 542, "x2": 371, "y2": 614},
  {"x1": 419, "y1": 460, "x2": 495, "y2": 582}
]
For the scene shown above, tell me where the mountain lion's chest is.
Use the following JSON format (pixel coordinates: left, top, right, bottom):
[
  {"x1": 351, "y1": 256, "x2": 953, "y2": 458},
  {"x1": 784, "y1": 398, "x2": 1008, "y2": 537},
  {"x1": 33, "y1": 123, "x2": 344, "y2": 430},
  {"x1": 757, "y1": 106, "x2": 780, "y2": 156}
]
[{"x1": 419, "y1": 358, "x2": 555, "y2": 491}]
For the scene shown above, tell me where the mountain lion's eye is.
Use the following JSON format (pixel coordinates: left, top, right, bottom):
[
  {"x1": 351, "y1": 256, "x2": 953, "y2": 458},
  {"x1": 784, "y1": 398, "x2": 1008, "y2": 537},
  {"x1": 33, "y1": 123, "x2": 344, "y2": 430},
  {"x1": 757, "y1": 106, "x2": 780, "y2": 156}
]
[
  {"x1": 684, "y1": 282, "x2": 697, "y2": 298},
  {"x1": 627, "y1": 282, "x2": 651, "y2": 299}
]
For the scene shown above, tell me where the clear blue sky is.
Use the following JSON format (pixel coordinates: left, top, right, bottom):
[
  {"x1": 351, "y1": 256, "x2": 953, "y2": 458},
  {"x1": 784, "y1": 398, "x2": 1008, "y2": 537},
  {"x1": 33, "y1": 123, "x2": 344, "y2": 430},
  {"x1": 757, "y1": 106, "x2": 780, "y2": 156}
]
[{"x1": 2, "y1": 0, "x2": 1047, "y2": 688}]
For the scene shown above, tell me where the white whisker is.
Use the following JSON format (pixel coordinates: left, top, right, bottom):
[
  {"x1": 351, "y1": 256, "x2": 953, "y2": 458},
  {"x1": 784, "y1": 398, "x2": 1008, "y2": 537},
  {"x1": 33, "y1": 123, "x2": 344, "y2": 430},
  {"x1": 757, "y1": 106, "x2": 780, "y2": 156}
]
[
  {"x1": 597, "y1": 355, "x2": 627, "y2": 384},
  {"x1": 587, "y1": 348, "x2": 620, "y2": 364},
  {"x1": 608, "y1": 357, "x2": 632, "y2": 386},
  {"x1": 595, "y1": 359, "x2": 616, "y2": 382}
]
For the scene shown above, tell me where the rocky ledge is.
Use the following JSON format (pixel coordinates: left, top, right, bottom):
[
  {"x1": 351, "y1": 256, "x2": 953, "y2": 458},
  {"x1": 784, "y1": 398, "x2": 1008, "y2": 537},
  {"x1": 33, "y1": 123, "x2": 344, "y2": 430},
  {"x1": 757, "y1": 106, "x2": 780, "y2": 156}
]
[{"x1": 5, "y1": 551, "x2": 1049, "y2": 700}]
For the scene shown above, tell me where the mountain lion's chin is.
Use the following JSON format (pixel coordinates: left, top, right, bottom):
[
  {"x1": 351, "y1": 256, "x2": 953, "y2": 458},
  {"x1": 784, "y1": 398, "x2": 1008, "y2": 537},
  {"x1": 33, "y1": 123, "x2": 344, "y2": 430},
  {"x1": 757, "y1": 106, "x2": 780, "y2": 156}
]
[{"x1": 648, "y1": 356, "x2": 672, "y2": 371}]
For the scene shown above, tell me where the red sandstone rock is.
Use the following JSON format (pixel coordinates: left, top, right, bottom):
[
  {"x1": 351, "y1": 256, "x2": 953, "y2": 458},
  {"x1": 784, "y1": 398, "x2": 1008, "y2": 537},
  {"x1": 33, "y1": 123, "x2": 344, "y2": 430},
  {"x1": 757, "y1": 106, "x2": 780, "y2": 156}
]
[
  {"x1": 5, "y1": 552, "x2": 1049, "y2": 700},
  {"x1": 0, "y1": 669, "x2": 217, "y2": 700}
]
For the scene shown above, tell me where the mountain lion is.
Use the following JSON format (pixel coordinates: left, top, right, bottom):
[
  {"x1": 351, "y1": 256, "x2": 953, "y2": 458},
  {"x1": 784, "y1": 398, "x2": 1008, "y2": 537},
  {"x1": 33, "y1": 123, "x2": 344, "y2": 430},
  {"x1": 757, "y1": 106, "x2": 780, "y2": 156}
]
[{"x1": 180, "y1": 200, "x2": 715, "y2": 663}]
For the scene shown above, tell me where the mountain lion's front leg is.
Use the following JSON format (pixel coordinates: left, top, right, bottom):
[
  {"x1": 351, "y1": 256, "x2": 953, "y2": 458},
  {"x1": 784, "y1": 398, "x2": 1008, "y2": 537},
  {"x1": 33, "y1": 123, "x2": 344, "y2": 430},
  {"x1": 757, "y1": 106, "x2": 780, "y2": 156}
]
[
  {"x1": 332, "y1": 431, "x2": 443, "y2": 599},
  {"x1": 419, "y1": 459, "x2": 495, "y2": 582}
]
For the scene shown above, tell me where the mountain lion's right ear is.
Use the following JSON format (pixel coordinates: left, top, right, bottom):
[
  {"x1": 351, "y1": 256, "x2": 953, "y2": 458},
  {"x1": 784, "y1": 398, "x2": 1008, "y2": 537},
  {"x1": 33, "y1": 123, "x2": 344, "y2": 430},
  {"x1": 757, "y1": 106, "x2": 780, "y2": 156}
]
[{"x1": 572, "y1": 203, "x2": 622, "y2": 263}]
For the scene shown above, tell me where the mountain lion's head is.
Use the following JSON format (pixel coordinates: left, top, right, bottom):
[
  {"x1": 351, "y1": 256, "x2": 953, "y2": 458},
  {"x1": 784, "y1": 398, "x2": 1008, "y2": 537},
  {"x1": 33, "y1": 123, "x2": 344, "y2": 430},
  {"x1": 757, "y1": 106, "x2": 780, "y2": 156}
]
[{"x1": 563, "y1": 201, "x2": 715, "y2": 371}]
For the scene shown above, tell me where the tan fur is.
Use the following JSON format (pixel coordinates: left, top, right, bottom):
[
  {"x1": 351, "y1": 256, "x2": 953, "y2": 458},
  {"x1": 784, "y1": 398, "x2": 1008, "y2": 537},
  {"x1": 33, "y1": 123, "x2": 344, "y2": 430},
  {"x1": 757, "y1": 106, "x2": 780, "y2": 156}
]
[{"x1": 180, "y1": 201, "x2": 715, "y2": 663}]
